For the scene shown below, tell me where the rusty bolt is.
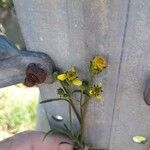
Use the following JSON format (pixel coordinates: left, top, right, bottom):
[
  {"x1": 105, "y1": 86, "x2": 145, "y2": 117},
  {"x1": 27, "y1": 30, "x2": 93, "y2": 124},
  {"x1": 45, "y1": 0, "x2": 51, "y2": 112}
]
[{"x1": 24, "y1": 63, "x2": 47, "y2": 87}]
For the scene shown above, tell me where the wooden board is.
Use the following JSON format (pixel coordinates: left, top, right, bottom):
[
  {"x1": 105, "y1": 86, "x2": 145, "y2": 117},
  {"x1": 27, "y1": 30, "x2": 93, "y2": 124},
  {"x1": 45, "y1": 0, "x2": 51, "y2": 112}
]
[
  {"x1": 109, "y1": 0, "x2": 150, "y2": 149},
  {"x1": 13, "y1": 0, "x2": 150, "y2": 149}
]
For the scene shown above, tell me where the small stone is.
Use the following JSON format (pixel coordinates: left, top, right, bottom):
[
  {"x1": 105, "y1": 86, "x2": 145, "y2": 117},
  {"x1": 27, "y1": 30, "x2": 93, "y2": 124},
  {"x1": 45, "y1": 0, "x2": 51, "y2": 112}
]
[
  {"x1": 133, "y1": 135, "x2": 146, "y2": 143},
  {"x1": 39, "y1": 37, "x2": 44, "y2": 41}
]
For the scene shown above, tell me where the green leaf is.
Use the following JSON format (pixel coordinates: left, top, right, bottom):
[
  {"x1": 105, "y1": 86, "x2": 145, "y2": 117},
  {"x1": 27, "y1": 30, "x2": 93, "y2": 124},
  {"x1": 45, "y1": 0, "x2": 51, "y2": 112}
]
[
  {"x1": 43, "y1": 127, "x2": 73, "y2": 141},
  {"x1": 43, "y1": 125, "x2": 85, "y2": 150},
  {"x1": 40, "y1": 98, "x2": 69, "y2": 104},
  {"x1": 63, "y1": 124, "x2": 74, "y2": 137},
  {"x1": 64, "y1": 123, "x2": 70, "y2": 131},
  {"x1": 43, "y1": 129, "x2": 54, "y2": 141}
]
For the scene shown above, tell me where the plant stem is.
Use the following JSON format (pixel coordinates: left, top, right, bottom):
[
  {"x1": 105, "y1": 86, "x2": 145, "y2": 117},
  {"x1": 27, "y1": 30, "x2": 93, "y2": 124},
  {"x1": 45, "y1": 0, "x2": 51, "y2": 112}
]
[
  {"x1": 80, "y1": 90, "x2": 84, "y2": 142},
  {"x1": 69, "y1": 98, "x2": 81, "y2": 124},
  {"x1": 60, "y1": 82, "x2": 73, "y2": 126},
  {"x1": 80, "y1": 73, "x2": 94, "y2": 143},
  {"x1": 60, "y1": 81, "x2": 69, "y2": 94},
  {"x1": 69, "y1": 103, "x2": 72, "y2": 127},
  {"x1": 60, "y1": 81, "x2": 81, "y2": 125},
  {"x1": 89, "y1": 72, "x2": 95, "y2": 86},
  {"x1": 81, "y1": 95, "x2": 90, "y2": 140}
]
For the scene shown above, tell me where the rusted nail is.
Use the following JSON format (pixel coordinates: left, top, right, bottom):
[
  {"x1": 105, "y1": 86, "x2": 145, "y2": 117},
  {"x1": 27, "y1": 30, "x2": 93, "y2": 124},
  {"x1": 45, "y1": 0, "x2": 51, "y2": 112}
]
[{"x1": 24, "y1": 63, "x2": 47, "y2": 87}]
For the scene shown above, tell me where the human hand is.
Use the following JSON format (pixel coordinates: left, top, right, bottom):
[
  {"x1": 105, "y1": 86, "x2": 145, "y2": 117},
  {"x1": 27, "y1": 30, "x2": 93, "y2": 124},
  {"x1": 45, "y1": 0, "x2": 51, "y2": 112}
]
[{"x1": 0, "y1": 130, "x2": 74, "y2": 150}]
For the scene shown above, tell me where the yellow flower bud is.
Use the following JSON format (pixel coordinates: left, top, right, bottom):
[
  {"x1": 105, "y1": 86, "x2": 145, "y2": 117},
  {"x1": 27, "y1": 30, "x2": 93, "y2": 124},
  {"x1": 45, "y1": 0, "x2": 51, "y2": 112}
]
[
  {"x1": 89, "y1": 84, "x2": 102, "y2": 100},
  {"x1": 89, "y1": 89, "x2": 93, "y2": 95},
  {"x1": 57, "y1": 74, "x2": 67, "y2": 81},
  {"x1": 66, "y1": 67, "x2": 77, "y2": 81},
  {"x1": 72, "y1": 78, "x2": 82, "y2": 86},
  {"x1": 96, "y1": 94, "x2": 102, "y2": 99}
]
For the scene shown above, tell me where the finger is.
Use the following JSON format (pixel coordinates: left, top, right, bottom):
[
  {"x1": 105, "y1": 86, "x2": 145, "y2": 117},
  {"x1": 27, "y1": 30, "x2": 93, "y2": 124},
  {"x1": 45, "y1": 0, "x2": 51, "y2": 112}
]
[{"x1": 58, "y1": 143, "x2": 74, "y2": 150}]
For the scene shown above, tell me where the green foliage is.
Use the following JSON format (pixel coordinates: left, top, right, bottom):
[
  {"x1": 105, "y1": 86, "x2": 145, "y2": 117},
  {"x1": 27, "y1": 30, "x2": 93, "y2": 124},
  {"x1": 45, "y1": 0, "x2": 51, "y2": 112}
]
[
  {"x1": 0, "y1": 98, "x2": 37, "y2": 133},
  {"x1": 40, "y1": 98, "x2": 69, "y2": 104},
  {"x1": 44, "y1": 124, "x2": 85, "y2": 150},
  {"x1": 0, "y1": 0, "x2": 13, "y2": 8},
  {"x1": 57, "y1": 87, "x2": 69, "y2": 98}
]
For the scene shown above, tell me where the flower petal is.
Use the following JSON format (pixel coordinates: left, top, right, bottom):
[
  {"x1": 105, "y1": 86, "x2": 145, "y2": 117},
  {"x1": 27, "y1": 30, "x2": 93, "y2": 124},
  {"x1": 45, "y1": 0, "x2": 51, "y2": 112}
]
[
  {"x1": 89, "y1": 89, "x2": 93, "y2": 95},
  {"x1": 98, "y1": 83, "x2": 102, "y2": 88},
  {"x1": 96, "y1": 94, "x2": 102, "y2": 100},
  {"x1": 91, "y1": 56, "x2": 107, "y2": 72},
  {"x1": 72, "y1": 78, "x2": 82, "y2": 86},
  {"x1": 70, "y1": 67, "x2": 76, "y2": 72},
  {"x1": 57, "y1": 74, "x2": 67, "y2": 81}
]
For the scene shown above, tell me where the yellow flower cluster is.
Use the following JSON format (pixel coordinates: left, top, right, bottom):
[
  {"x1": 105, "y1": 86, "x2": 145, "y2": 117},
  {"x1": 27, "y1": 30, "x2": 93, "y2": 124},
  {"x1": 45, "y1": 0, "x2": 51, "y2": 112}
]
[
  {"x1": 90, "y1": 56, "x2": 107, "y2": 74},
  {"x1": 56, "y1": 55, "x2": 106, "y2": 100},
  {"x1": 57, "y1": 67, "x2": 82, "y2": 86},
  {"x1": 89, "y1": 83, "x2": 102, "y2": 99}
]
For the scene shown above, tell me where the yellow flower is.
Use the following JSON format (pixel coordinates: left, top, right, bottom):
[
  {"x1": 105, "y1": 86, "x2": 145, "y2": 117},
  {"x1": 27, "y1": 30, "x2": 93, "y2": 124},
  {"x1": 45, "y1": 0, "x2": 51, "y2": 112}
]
[
  {"x1": 72, "y1": 78, "x2": 82, "y2": 86},
  {"x1": 57, "y1": 73, "x2": 66, "y2": 81},
  {"x1": 91, "y1": 56, "x2": 107, "y2": 71},
  {"x1": 89, "y1": 83, "x2": 102, "y2": 100},
  {"x1": 57, "y1": 67, "x2": 77, "y2": 81},
  {"x1": 57, "y1": 67, "x2": 82, "y2": 86},
  {"x1": 66, "y1": 67, "x2": 77, "y2": 81}
]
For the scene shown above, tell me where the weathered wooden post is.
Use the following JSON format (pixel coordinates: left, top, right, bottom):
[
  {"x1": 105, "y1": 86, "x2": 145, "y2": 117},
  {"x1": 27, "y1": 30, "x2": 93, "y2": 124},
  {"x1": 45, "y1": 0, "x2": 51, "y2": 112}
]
[
  {"x1": 13, "y1": 1, "x2": 120, "y2": 149},
  {"x1": 1, "y1": 0, "x2": 148, "y2": 149}
]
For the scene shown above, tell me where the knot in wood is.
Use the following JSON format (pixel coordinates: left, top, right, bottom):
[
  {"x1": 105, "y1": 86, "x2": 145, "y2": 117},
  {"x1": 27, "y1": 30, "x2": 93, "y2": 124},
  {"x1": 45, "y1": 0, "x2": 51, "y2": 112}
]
[{"x1": 24, "y1": 63, "x2": 47, "y2": 87}]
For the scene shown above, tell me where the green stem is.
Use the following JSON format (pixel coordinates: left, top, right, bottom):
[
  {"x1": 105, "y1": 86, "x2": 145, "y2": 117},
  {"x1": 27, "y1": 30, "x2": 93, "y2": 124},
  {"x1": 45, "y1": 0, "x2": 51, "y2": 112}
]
[
  {"x1": 60, "y1": 82, "x2": 72, "y2": 126},
  {"x1": 69, "y1": 103, "x2": 72, "y2": 127},
  {"x1": 81, "y1": 98, "x2": 89, "y2": 107},
  {"x1": 89, "y1": 72, "x2": 95, "y2": 86},
  {"x1": 81, "y1": 95, "x2": 90, "y2": 140},
  {"x1": 60, "y1": 81, "x2": 81, "y2": 125},
  {"x1": 60, "y1": 81, "x2": 69, "y2": 94},
  {"x1": 80, "y1": 90, "x2": 84, "y2": 142},
  {"x1": 69, "y1": 98, "x2": 81, "y2": 124},
  {"x1": 80, "y1": 73, "x2": 95, "y2": 143}
]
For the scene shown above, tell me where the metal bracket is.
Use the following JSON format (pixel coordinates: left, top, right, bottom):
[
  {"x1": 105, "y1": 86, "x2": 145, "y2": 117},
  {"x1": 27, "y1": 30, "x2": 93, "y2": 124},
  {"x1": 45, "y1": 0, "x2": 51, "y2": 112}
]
[{"x1": 0, "y1": 35, "x2": 55, "y2": 88}]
